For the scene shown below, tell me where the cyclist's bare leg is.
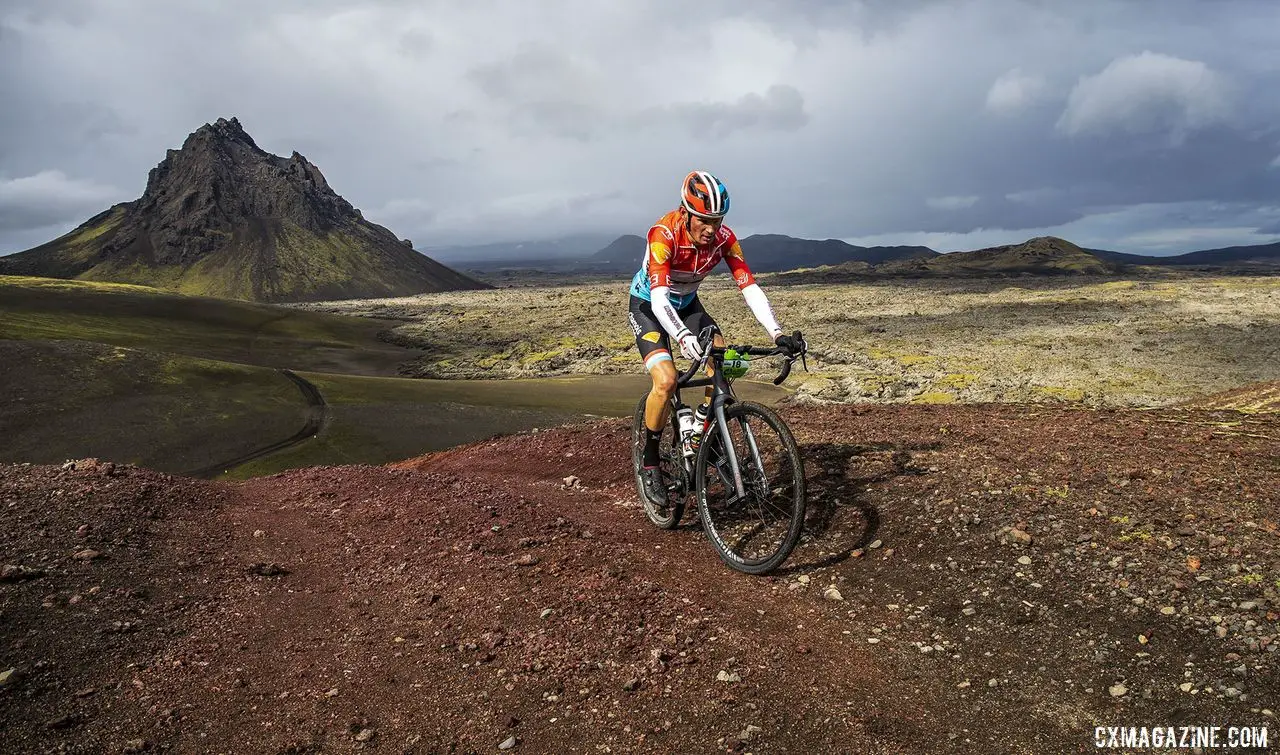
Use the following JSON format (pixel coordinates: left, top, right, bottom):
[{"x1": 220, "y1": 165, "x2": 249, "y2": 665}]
[{"x1": 645, "y1": 359, "x2": 677, "y2": 432}]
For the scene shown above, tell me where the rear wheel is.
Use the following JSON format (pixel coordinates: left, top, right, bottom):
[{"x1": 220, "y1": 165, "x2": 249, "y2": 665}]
[
  {"x1": 632, "y1": 395, "x2": 685, "y2": 529},
  {"x1": 695, "y1": 401, "x2": 805, "y2": 574}
]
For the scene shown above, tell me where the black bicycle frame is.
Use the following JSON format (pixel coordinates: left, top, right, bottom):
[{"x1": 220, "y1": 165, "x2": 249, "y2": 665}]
[
  {"x1": 673, "y1": 339, "x2": 785, "y2": 500},
  {"x1": 673, "y1": 346, "x2": 744, "y2": 497}
]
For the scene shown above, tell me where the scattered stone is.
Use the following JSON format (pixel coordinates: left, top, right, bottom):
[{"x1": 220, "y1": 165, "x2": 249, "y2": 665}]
[
  {"x1": 562, "y1": 475, "x2": 580, "y2": 488},
  {"x1": 1017, "y1": 556, "x2": 1032, "y2": 566},
  {"x1": 1160, "y1": 606, "x2": 1176, "y2": 616},
  {"x1": 1240, "y1": 601, "x2": 1257, "y2": 611},
  {"x1": 73, "y1": 686, "x2": 97, "y2": 698},
  {"x1": 869, "y1": 540, "x2": 883, "y2": 550},
  {"x1": 354, "y1": 728, "x2": 376, "y2": 742},
  {"x1": 73, "y1": 549, "x2": 101, "y2": 561},
  {"x1": 1180, "y1": 683, "x2": 1193, "y2": 693},
  {"x1": 1109, "y1": 683, "x2": 1128, "y2": 697},
  {"x1": 823, "y1": 587, "x2": 844, "y2": 602},
  {"x1": 44, "y1": 713, "x2": 82, "y2": 730},
  {"x1": 539, "y1": 608, "x2": 553, "y2": 620},
  {"x1": 499, "y1": 735, "x2": 518, "y2": 750},
  {"x1": 716, "y1": 670, "x2": 741, "y2": 683},
  {"x1": 326, "y1": 688, "x2": 339, "y2": 697},
  {"x1": 249, "y1": 563, "x2": 289, "y2": 577},
  {"x1": 122, "y1": 739, "x2": 149, "y2": 753},
  {"x1": 513, "y1": 554, "x2": 539, "y2": 567},
  {"x1": 798, "y1": 575, "x2": 811, "y2": 585},
  {"x1": 1216, "y1": 626, "x2": 1229, "y2": 639},
  {"x1": 622, "y1": 678, "x2": 640, "y2": 692},
  {"x1": 1009, "y1": 528, "x2": 1033, "y2": 545},
  {"x1": 866, "y1": 638, "x2": 880, "y2": 644},
  {"x1": 987, "y1": 679, "x2": 999, "y2": 688},
  {"x1": 0, "y1": 668, "x2": 16, "y2": 687},
  {"x1": 253, "y1": 529, "x2": 265, "y2": 538}
]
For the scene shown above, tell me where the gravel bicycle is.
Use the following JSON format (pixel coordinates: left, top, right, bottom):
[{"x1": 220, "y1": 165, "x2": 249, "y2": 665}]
[{"x1": 631, "y1": 327, "x2": 807, "y2": 574}]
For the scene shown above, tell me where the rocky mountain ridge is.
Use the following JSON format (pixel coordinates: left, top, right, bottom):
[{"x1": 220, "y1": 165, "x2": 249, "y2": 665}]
[{"x1": 0, "y1": 117, "x2": 487, "y2": 302}]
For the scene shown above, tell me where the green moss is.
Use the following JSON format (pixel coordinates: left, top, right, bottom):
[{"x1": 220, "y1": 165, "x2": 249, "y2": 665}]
[
  {"x1": 1033, "y1": 386, "x2": 1086, "y2": 403},
  {"x1": 937, "y1": 372, "x2": 978, "y2": 390},
  {"x1": 912, "y1": 391, "x2": 956, "y2": 404}
]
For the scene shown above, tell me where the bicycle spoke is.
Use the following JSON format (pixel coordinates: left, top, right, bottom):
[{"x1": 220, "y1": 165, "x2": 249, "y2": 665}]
[{"x1": 698, "y1": 403, "x2": 804, "y2": 572}]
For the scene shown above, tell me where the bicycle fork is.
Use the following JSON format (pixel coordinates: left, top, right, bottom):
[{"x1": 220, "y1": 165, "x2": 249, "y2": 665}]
[{"x1": 708, "y1": 399, "x2": 769, "y2": 502}]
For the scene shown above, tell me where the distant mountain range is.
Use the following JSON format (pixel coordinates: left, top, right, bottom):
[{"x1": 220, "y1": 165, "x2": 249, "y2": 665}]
[
  {"x1": 448, "y1": 231, "x2": 1280, "y2": 279},
  {"x1": 1089, "y1": 242, "x2": 1280, "y2": 267},
  {"x1": 0, "y1": 118, "x2": 486, "y2": 302},
  {"x1": 424, "y1": 233, "x2": 620, "y2": 264},
  {"x1": 457, "y1": 232, "x2": 940, "y2": 275}
]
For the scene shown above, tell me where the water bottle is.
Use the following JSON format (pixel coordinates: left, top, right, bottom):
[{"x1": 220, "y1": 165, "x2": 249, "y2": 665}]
[
  {"x1": 689, "y1": 404, "x2": 710, "y2": 453},
  {"x1": 676, "y1": 406, "x2": 697, "y2": 457}
]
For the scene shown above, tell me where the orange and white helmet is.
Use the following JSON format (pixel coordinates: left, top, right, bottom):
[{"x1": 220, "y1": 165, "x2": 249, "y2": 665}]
[{"x1": 681, "y1": 170, "x2": 730, "y2": 219}]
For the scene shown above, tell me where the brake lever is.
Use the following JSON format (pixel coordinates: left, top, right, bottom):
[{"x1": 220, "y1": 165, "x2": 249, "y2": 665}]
[{"x1": 772, "y1": 356, "x2": 792, "y2": 385}]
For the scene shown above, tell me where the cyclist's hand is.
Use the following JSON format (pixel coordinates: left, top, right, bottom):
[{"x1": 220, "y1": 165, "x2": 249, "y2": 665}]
[
  {"x1": 677, "y1": 330, "x2": 704, "y2": 361},
  {"x1": 774, "y1": 332, "x2": 806, "y2": 356}
]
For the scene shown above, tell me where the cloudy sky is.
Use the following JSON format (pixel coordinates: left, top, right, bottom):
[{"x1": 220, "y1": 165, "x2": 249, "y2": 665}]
[{"x1": 3, "y1": 0, "x2": 1280, "y2": 255}]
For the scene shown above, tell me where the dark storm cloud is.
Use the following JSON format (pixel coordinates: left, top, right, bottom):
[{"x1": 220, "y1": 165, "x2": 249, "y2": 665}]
[
  {"x1": 0, "y1": 171, "x2": 120, "y2": 231},
  {"x1": 640, "y1": 85, "x2": 809, "y2": 140},
  {"x1": 2, "y1": 0, "x2": 1279, "y2": 253}
]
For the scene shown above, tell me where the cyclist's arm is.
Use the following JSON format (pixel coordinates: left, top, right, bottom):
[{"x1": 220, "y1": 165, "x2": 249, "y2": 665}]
[
  {"x1": 645, "y1": 229, "x2": 689, "y2": 341},
  {"x1": 725, "y1": 239, "x2": 784, "y2": 340}
]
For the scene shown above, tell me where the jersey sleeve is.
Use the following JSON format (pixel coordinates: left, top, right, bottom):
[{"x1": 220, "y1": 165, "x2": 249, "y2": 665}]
[
  {"x1": 722, "y1": 230, "x2": 757, "y2": 290},
  {"x1": 645, "y1": 224, "x2": 674, "y2": 290}
]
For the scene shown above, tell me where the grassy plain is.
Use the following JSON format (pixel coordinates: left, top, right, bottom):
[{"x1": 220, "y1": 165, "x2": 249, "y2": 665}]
[
  {"x1": 0, "y1": 275, "x2": 415, "y2": 375},
  {"x1": 1, "y1": 276, "x2": 788, "y2": 476}
]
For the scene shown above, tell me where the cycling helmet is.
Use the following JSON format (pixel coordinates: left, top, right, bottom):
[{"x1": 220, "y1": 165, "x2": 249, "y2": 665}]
[{"x1": 681, "y1": 170, "x2": 730, "y2": 219}]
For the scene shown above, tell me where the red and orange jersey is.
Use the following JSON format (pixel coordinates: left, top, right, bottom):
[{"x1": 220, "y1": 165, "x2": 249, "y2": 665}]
[{"x1": 631, "y1": 209, "x2": 756, "y2": 308}]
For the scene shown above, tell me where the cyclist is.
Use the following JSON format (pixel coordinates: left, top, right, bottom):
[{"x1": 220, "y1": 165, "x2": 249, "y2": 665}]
[{"x1": 628, "y1": 170, "x2": 804, "y2": 506}]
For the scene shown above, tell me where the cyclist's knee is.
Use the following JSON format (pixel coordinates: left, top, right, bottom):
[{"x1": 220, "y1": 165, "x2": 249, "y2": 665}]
[{"x1": 650, "y1": 365, "x2": 677, "y2": 396}]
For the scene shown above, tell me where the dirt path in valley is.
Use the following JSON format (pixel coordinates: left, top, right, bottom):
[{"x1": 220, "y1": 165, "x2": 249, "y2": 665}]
[
  {"x1": 1, "y1": 402, "x2": 1277, "y2": 754},
  {"x1": 184, "y1": 369, "x2": 328, "y2": 479}
]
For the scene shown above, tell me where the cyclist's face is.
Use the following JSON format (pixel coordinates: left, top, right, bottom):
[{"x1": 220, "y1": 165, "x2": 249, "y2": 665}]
[{"x1": 686, "y1": 212, "x2": 723, "y2": 245}]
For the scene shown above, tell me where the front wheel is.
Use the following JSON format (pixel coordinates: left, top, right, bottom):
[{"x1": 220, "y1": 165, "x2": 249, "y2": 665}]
[
  {"x1": 695, "y1": 401, "x2": 805, "y2": 574},
  {"x1": 632, "y1": 395, "x2": 685, "y2": 529}
]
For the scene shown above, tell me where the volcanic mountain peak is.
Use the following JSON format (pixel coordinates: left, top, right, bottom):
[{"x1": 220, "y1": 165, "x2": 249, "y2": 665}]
[{"x1": 1, "y1": 117, "x2": 487, "y2": 302}]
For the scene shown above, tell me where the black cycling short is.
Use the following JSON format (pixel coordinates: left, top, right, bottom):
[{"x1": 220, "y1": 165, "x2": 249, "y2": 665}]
[{"x1": 628, "y1": 294, "x2": 717, "y2": 370}]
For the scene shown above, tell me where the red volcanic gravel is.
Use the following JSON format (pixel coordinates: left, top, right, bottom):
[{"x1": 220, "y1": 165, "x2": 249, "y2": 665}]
[{"x1": 1, "y1": 404, "x2": 1277, "y2": 753}]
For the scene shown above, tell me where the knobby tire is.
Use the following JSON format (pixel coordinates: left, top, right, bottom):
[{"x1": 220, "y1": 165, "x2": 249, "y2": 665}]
[{"x1": 694, "y1": 401, "x2": 805, "y2": 574}]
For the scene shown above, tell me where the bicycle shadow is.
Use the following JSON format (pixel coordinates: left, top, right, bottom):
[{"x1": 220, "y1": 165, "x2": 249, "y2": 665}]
[{"x1": 769, "y1": 440, "x2": 939, "y2": 576}]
